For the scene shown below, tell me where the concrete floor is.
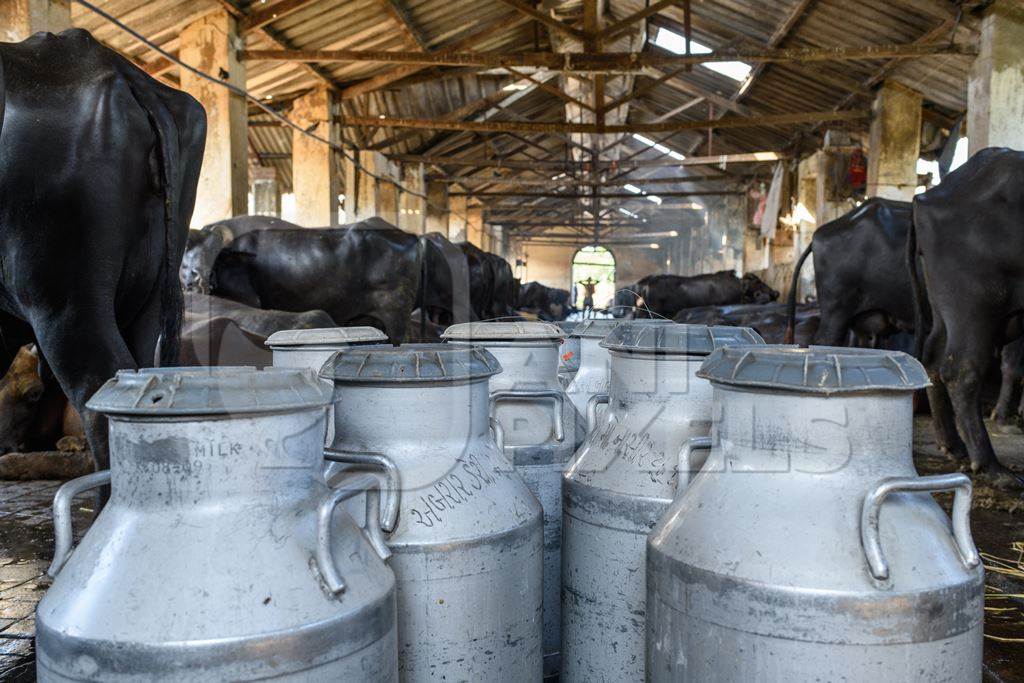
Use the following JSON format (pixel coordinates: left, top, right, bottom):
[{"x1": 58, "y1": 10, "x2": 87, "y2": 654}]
[{"x1": 0, "y1": 417, "x2": 1022, "y2": 681}]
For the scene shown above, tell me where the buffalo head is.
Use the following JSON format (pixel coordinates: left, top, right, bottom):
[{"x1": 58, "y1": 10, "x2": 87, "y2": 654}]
[
  {"x1": 741, "y1": 273, "x2": 780, "y2": 304},
  {"x1": 180, "y1": 227, "x2": 229, "y2": 294},
  {"x1": 0, "y1": 344, "x2": 45, "y2": 454}
]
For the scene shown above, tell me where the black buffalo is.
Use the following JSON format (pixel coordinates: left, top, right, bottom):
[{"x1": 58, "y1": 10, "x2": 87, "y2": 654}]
[
  {"x1": 486, "y1": 252, "x2": 516, "y2": 319},
  {"x1": 458, "y1": 241, "x2": 495, "y2": 320},
  {"x1": 909, "y1": 147, "x2": 1024, "y2": 486},
  {"x1": 517, "y1": 282, "x2": 572, "y2": 321},
  {"x1": 785, "y1": 198, "x2": 914, "y2": 346},
  {"x1": 0, "y1": 30, "x2": 205, "y2": 476},
  {"x1": 211, "y1": 219, "x2": 421, "y2": 342},
  {"x1": 634, "y1": 271, "x2": 778, "y2": 319},
  {"x1": 418, "y1": 232, "x2": 473, "y2": 326},
  {"x1": 182, "y1": 215, "x2": 300, "y2": 293},
  {"x1": 675, "y1": 302, "x2": 820, "y2": 346}
]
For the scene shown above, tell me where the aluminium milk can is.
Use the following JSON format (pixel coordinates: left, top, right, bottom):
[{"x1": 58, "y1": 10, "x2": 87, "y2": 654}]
[
  {"x1": 555, "y1": 320, "x2": 581, "y2": 385},
  {"x1": 441, "y1": 321, "x2": 580, "y2": 678},
  {"x1": 268, "y1": 325, "x2": 388, "y2": 480},
  {"x1": 561, "y1": 322, "x2": 764, "y2": 682},
  {"x1": 320, "y1": 344, "x2": 544, "y2": 682},
  {"x1": 647, "y1": 346, "x2": 984, "y2": 682},
  {"x1": 564, "y1": 319, "x2": 620, "y2": 419},
  {"x1": 36, "y1": 367, "x2": 398, "y2": 682}
]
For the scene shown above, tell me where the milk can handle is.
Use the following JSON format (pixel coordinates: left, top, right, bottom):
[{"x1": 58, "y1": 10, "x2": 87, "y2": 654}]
[
  {"x1": 48, "y1": 469, "x2": 111, "y2": 578},
  {"x1": 859, "y1": 473, "x2": 980, "y2": 582},
  {"x1": 324, "y1": 447, "x2": 401, "y2": 533},
  {"x1": 489, "y1": 389, "x2": 565, "y2": 442},
  {"x1": 586, "y1": 394, "x2": 610, "y2": 433},
  {"x1": 676, "y1": 436, "x2": 713, "y2": 494},
  {"x1": 489, "y1": 417, "x2": 505, "y2": 451},
  {"x1": 316, "y1": 472, "x2": 391, "y2": 596}
]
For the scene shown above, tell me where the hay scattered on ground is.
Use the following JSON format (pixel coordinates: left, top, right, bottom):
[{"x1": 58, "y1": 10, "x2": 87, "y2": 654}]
[{"x1": 983, "y1": 542, "x2": 1024, "y2": 643}]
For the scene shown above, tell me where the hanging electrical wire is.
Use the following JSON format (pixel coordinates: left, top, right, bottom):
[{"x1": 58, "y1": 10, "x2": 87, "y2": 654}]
[{"x1": 72, "y1": 0, "x2": 472, "y2": 223}]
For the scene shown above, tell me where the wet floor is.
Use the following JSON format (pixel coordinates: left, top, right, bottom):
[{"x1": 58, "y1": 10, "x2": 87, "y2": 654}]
[{"x1": 1, "y1": 418, "x2": 1022, "y2": 681}]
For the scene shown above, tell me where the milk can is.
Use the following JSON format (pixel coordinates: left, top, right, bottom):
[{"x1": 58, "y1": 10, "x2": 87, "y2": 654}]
[
  {"x1": 320, "y1": 344, "x2": 544, "y2": 682},
  {"x1": 561, "y1": 322, "x2": 764, "y2": 682},
  {"x1": 36, "y1": 367, "x2": 399, "y2": 682},
  {"x1": 441, "y1": 321, "x2": 580, "y2": 678},
  {"x1": 268, "y1": 326, "x2": 389, "y2": 480},
  {"x1": 564, "y1": 319, "x2": 619, "y2": 419},
  {"x1": 647, "y1": 346, "x2": 984, "y2": 682},
  {"x1": 555, "y1": 320, "x2": 581, "y2": 385}
]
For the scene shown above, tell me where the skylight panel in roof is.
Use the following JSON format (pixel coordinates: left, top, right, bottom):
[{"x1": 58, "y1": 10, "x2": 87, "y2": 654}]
[{"x1": 653, "y1": 28, "x2": 752, "y2": 82}]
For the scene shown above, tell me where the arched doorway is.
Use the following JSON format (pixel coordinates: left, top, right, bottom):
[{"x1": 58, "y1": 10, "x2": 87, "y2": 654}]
[{"x1": 571, "y1": 246, "x2": 616, "y2": 317}]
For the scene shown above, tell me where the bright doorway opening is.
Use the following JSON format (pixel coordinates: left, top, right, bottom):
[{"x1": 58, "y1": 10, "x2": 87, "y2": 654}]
[{"x1": 571, "y1": 246, "x2": 616, "y2": 316}]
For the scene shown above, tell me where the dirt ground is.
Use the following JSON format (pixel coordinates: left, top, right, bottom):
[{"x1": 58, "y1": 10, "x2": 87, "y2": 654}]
[{"x1": 0, "y1": 417, "x2": 1022, "y2": 681}]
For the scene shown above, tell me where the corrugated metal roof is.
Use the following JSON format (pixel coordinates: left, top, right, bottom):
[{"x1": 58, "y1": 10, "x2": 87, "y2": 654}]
[{"x1": 69, "y1": 0, "x2": 980, "y2": 231}]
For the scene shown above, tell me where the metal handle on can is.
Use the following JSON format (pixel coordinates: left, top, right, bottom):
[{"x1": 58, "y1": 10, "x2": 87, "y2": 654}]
[
  {"x1": 489, "y1": 389, "x2": 565, "y2": 442},
  {"x1": 489, "y1": 416, "x2": 505, "y2": 451},
  {"x1": 316, "y1": 472, "x2": 391, "y2": 596},
  {"x1": 859, "y1": 473, "x2": 979, "y2": 582},
  {"x1": 586, "y1": 393, "x2": 610, "y2": 433},
  {"x1": 48, "y1": 469, "x2": 111, "y2": 578},
  {"x1": 324, "y1": 447, "x2": 401, "y2": 533},
  {"x1": 676, "y1": 436, "x2": 713, "y2": 494}
]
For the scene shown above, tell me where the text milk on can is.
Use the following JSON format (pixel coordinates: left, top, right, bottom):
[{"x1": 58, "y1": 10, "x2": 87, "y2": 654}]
[
  {"x1": 647, "y1": 346, "x2": 984, "y2": 682},
  {"x1": 36, "y1": 367, "x2": 398, "y2": 682},
  {"x1": 441, "y1": 322, "x2": 581, "y2": 678},
  {"x1": 561, "y1": 322, "x2": 764, "y2": 682},
  {"x1": 320, "y1": 344, "x2": 544, "y2": 682},
  {"x1": 267, "y1": 326, "x2": 388, "y2": 481}
]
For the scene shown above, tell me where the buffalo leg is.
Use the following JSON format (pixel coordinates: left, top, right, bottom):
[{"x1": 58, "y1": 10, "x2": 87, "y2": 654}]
[
  {"x1": 30, "y1": 308, "x2": 136, "y2": 502},
  {"x1": 813, "y1": 310, "x2": 851, "y2": 347},
  {"x1": 921, "y1": 319, "x2": 969, "y2": 462},
  {"x1": 992, "y1": 340, "x2": 1023, "y2": 433},
  {"x1": 122, "y1": 294, "x2": 163, "y2": 368},
  {"x1": 942, "y1": 325, "x2": 1021, "y2": 485}
]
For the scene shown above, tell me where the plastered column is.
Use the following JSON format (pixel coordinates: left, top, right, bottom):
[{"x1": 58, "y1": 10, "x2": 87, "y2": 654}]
[
  {"x1": 866, "y1": 80, "x2": 922, "y2": 201},
  {"x1": 968, "y1": 0, "x2": 1024, "y2": 155},
  {"x1": 399, "y1": 163, "x2": 426, "y2": 234},
  {"x1": 180, "y1": 10, "x2": 247, "y2": 227},
  {"x1": 448, "y1": 194, "x2": 468, "y2": 243},
  {"x1": 0, "y1": 0, "x2": 69, "y2": 42},
  {"x1": 425, "y1": 180, "x2": 449, "y2": 235},
  {"x1": 292, "y1": 87, "x2": 340, "y2": 227}
]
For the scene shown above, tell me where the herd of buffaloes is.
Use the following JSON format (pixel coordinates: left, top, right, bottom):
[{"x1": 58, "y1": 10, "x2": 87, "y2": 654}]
[{"x1": 1, "y1": 28, "x2": 1024, "y2": 495}]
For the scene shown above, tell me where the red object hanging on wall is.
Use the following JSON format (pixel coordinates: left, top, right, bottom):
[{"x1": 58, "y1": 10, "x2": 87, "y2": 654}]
[{"x1": 848, "y1": 148, "x2": 867, "y2": 191}]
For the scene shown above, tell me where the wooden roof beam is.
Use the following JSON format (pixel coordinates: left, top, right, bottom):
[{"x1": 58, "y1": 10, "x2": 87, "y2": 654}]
[
  {"x1": 496, "y1": 0, "x2": 587, "y2": 42},
  {"x1": 598, "y1": 0, "x2": 681, "y2": 42},
  {"x1": 239, "y1": 0, "x2": 320, "y2": 34},
  {"x1": 243, "y1": 42, "x2": 974, "y2": 69},
  {"x1": 341, "y1": 109, "x2": 868, "y2": 134}
]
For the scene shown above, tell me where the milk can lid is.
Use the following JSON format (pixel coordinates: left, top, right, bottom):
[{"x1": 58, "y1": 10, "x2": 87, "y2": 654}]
[
  {"x1": 320, "y1": 343, "x2": 502, "y2": 384},
  {"x1": 265, "y1": 326, "x2": 387, "y2": 348},
  {"x1": 87, "y1": 367, "x2": 331, "y2": 416},
  {"x1": 555, "y1": 321, "x2": 580, "y2": 334},
  {"x1": 569, "y1": 319, "x2": 619, "y2": 339},
  {"x1": 602, "y1": 322, "x2": 765, "y2": 356},
  {"x1": 441, "y1": 321, "x2": 564, "y2": 342},
  {"x1": 697, "y1": 345, "x2": 931, "y2": 395}
]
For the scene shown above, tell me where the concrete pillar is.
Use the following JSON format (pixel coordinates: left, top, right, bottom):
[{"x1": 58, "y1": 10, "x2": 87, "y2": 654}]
[
  {"x1": 251, "y1": 166, "x2": 281, "y2": 217},
  {"x1": 399, "y1": 163, "x2": 426, "y2": 234},
  {"x1": 968, "y1": 0, "x2": 1024, "y2": 155},
  {"x1": 344, "y1": 150, "x2": 401, "y2": 225},
  {"x1": 180, "y1": 11, "x2": 247, "y2": 228},
  {"x1": 378, "y1": 175, "x2": 399, "y2": 227},
  {"x1": 0, "y1": 0, "x2": 69, "y2": 42},
  {"x1": 425, "y1": 180, "x2": 449, "y2": 235},
  {"x1": 466, "y1": 207, "x2": 484, "y2": 248},
  {"x1": 448, "y1": 194, "x2": 468, "y2": 242},
  {"x1": 866, "y1": 80, "x2": 922, "y2": 201},
  {"x1": 292, "y1": 87, "x2": 340, "y2": 227}
]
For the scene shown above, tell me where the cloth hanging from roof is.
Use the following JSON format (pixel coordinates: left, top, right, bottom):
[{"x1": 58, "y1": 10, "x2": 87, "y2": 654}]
[{"x1": 760, "y1": 161, "x2": 785, "y2": 240}]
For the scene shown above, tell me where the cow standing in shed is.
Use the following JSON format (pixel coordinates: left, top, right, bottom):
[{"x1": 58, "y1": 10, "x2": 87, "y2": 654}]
[
  {"x1": 909, "y1": 148, "x2": 1024, "y2": 487},
  {"x1": 0, "y1": 30, "x2": 205, "y2": 479}
]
